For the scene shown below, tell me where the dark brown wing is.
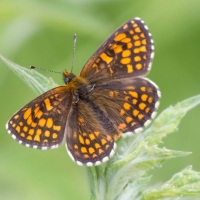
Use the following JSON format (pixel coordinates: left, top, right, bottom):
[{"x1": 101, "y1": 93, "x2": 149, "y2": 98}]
[
  {"x1": 65, "y1": 100, "x2": 118, "y2": 166},
  {"x1": 87, "y1": 78, "x2": 160, "y2": 136},
  {"x1": 6, "y1": 86, "x2": 73, "y2": 149},
  {"x1": 80, "y1": 18, "x2": 154, "y2": 83}
]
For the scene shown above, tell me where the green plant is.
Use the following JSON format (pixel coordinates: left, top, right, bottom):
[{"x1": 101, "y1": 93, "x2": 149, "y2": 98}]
[{"x1": 2, "y1": 54, "x2": 200, "y2": 200}]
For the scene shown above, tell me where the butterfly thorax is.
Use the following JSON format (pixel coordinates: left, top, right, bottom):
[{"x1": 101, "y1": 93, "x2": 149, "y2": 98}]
[{"x1": 63, "y1": 70, "x2": 90, "y2": 99}]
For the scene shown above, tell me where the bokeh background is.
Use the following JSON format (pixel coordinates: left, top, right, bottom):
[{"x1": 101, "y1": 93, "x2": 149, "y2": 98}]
[{"x1": 1, "y1": 0, "x2": 200, "y2": 199}]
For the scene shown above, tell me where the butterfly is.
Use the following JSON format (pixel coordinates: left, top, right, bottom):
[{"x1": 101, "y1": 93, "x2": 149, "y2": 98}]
[{"x1": 6, "y1": 18, "x2": 160, "y2": 166}]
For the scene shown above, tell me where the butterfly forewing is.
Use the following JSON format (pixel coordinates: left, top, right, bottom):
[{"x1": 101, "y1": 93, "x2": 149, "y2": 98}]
[
  {"x1": 80, "y1": 18, "x2": 154, "y2": 83},
  {"x1": 6, "y1": 86, "x2": 73, "y2": 149}
]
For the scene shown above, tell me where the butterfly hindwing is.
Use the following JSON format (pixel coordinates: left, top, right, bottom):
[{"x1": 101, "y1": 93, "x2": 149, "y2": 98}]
[
  {"x1": 6, "y1": 86, "x2": 73, "y2": 149},
  {"x1": 66, "y1": 100, "x2": 117, "y2": 166},
  {"x1": 80, "y1": 18, "x2": 154, "y2": 83},
  {"x1": 87, "y1": 78, "x2": 160, "y2": 136}
]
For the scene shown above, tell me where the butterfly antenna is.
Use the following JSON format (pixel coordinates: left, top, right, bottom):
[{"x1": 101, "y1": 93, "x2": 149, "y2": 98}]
[
  {"x1": 30, "y1": 66, "x2": 62, "y2": 74},
  {"x1": 71, "y1": 34, "x2": 77, "y2": 73}
]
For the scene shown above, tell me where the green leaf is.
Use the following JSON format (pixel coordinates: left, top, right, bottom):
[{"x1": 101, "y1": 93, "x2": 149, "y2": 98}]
[
  {"x1": 0, "y1": 54, "x2": 58, "y2": 94},
  {"x1": 144, "y1": 94, "x2": 200, "y2": 146},
  {"x1": 142, "y1": 166, "x2": 200, "y2": 200}
]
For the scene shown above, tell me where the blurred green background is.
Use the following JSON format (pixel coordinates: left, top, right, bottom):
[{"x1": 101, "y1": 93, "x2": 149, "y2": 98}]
[{"x1": 1, "y1": 0, "x2": 200, "y2": 199}]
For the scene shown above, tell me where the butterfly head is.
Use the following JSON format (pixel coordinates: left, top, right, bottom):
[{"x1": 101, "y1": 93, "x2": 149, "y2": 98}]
[{"x1": 63, "y1": 70, "x2": 76, "y2": 84}]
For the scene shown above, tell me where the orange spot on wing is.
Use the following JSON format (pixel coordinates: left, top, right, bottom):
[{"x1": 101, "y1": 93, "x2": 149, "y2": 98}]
[
  {"x1": 29, "y1": 129, "x2": 34, "y2": 135},
  {"x1": 123, "y1": 24, "x2": 128, "y2": 29},
  {"x1": 14, "y1": 115, "x2": 19, "y2": 119},
  {"x1": 46, "y1": 118, "x2": 53, "y2": 128},
  {"x1": 52, "y1": 133, "x2": 58, "y2": 139},
  {"x1": 127, "y1": 64, "x2": 133, "y2": 73},
  {"x1": 122, "y1": 50, "x2": 131, "y2": 57},
  {"x1": 38, "y1": 118, "x2": 46, "y2": 127},
  {"x1": 98, "y1": 149, "x2": 104, "y2": 154},
  {"x1": 123, "y1": 102, "x2": 131, "y2": 110},
  {"x1": 31, "y1": 122, "x2": 37, "y2": 128},
  {"x1": 114, "y1": 45, "x2": 123, "y2": 53},
  {"x1": 135, "y1": 27, "x2": 141, "y2": 32},
  {"x1": 84, "y1": 154, "x2": 89, "y2": 159},
  {"x1": 89, "y1": 133, "x2": 95, "y2": 140},
  {"x1": 126, "y1": 116, "x2": 133, "y2": 123},
  {"x1": 118, "y1": 123, "x2": 126, "y2": 130},
  {"x1": 100, "y1": 53, "x2": 113, "y2": 64},
  {"x1": 27, "y1": 115, "x2": 32, "y2": 125},
  {"x1": 140, "y1": 46, "x2": 147, "y2": 52},
  {"x1": 134, "y1": 56, "x2": 141, "y2": 62},
  {"x1": 134, "y1": 48, "x2": 140, "y2": 53},
  {"x1": 120, "y1": 109, "x2": 125, "y2": 115},
  {"x1": 27, "y1": 135, "x2": 32, "y2": 140},
  {"x1": 129, "y1": 91, "x2": 138, "y2": 98},
  {"x1": 140, "y1": 87, "x2": 146, "y2": 92},
  {"x1": 53, "y1": 125, "x2": 61, "y2": 131},
  {"x1": 132, "y1": 99, "x2": 137, "y2": 104},
  {"x1": 148, "y1": 97, "x2": 153, "y2": 103},
  {"x1": 138, "y1": 114, "x2": 144, "y2": 120},
  {"x1": 101, "y1": 139, "x2": 106, "y2": 145},
  {"x1": 79, "y1": 135, "x2": 85, "y2": 144},
  {"x1": 23, "y1": 126, "x2": 28, "y2": 132},
  {"x1": 136, "y1": 63, "x2": 142, "y2": 70},
  {"x1": 81, "y1": 147, "x2": 87, "y2": 153},
  {"x1": 45, "y1": 130, "x2": 50, "y2": 137},
  {"x1": 24, "y1": 108, "x2": 32, "y2": 120},
  {"x1": 141, "y1": 94, "x2": 148, "y2": 101},
  {"x1": 121, "y1": 37, "x2": 131, "y2": 43},
  {"x1": 134, "y1": 41, "x2": 141, "y2": 46},
  {"x1": 44, "y1": 98, "x2": 53, "y2": 111},
  {"x1": 20, "y1": 133, "x2": 25, "y2": 137},
  {"x1": 142, "y1": 39, "x2": 147, "y2": 45},
  {"x1": 133, "y1": 35, "x2": 139, "y2": 40},
  {"x1": 145, "y1": 107, "x2": 150, "y2": 113},
  {"x1": 114, "y1": 33, "x2": 126, "y2": 41},
  {"x1": 89, "y1": 147, "x2": 95, "y2": 154},
  {"x1": 92, "y1": 154, "x2": 97, "y2": 158},
  {"x1": 127, "y1": 42, "x2": 133, "y2": 49},
  {"x1": 95, "y1": 143, "x2": 100, "y2": 149},
  {"x1": 133, "y1": 109, "x2": 139, "y2": 117},
  {"x1": 139, "y1": 103, "x2": 146, "y2": 110},
  {"x1": 121, "y1": 58, "x2": 131, "y2": 64},
  {"x1": 85, "y1": 139, "x2": 90, "y2": 145}
]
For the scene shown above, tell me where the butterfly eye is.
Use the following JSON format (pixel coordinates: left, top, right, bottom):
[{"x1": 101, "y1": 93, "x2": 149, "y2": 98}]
[{"x1": 65, "y1": 77, "x2": 70, "y2": 84}]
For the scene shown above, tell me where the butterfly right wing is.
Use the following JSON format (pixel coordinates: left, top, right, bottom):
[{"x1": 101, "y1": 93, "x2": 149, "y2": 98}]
[{"x1": 6, "y1": 86, "x2": 73, "y2": 149}]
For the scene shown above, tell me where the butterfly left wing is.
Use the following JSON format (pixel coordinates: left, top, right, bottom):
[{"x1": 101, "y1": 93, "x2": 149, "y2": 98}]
[
  {"x1": 80, "y1": 18, "x2": 154, "y2": 83},
  {"x1": 6, "y1": 86, "x2": 73, "y2": 149},
  {"x1": 65, "y1": 100, "x2": 118, "y2": 166}
]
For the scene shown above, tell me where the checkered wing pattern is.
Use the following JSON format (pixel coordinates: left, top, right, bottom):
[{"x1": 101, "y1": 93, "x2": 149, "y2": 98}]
[
  {"x1": 6, "y1": 87, "x2": 73, "y2": 149},
  {"x1": 88, "y1": 78, "x2": 160, "y2": 136},
  {"x1": 66, "y1": 100, "x2": 117, "y2": 166},
  {"x1": 80, "y1": 18, "x2": 154, "y2": 83},
  {"x1": 6, "y1": 17, "x2": 160, "y2": 167}
]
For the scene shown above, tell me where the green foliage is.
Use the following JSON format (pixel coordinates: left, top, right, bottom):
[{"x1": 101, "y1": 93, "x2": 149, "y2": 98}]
[{"x1": 2, "y1": 56, "x2": 200, "y2": 200}]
